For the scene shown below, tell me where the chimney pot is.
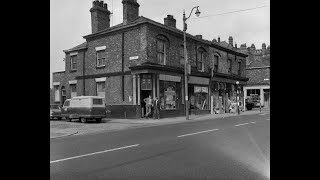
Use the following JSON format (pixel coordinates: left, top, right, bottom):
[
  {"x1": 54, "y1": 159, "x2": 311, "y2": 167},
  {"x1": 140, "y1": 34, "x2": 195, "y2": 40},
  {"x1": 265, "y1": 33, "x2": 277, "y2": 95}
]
[{"x1": 218, "y1": 37, "x2": 220, "y2": 43}]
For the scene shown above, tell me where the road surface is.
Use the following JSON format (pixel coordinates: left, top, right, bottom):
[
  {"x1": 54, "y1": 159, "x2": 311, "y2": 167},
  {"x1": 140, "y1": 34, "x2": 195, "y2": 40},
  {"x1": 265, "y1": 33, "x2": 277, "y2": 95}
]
[{"x1": 50, "y1": 113, "x2": 270, "y2": 180}]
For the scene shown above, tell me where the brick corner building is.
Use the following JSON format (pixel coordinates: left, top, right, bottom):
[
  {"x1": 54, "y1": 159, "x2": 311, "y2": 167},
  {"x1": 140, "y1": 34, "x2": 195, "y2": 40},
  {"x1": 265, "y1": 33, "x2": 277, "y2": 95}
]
[{"x1": 52, "y1": 0, "x2": 249, "y2": 119}]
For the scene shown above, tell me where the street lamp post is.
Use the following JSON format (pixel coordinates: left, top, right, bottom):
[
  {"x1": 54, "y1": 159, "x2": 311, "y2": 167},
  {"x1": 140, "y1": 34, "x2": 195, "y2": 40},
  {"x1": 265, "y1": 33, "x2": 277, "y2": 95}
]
[
  {"x1": 183, "y1": 6, "x2": 200, "y2": 120},
  {"x1": 236, "y1": 81, "x2": 240, "y2": 115}
]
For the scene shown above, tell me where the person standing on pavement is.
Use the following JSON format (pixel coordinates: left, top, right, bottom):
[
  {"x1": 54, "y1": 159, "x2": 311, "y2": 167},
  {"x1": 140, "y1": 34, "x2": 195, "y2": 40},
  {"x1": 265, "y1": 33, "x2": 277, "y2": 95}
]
[
  {"x1": 153, "y1": 97, "x2": 160, "y2": 120},
  {"x1": 144, "y1": 95, "x2": 153, "y2": 119}
]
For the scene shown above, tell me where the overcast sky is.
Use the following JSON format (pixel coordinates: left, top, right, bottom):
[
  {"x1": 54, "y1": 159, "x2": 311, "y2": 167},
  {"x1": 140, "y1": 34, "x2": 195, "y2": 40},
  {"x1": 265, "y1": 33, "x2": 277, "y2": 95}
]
[{"x1": 50, "y1": 0, "x2": 270, "y2": 87}]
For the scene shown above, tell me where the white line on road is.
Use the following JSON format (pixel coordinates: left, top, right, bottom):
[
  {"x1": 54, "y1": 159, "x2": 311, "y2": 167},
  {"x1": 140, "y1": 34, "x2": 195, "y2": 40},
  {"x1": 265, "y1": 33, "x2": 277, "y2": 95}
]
[
  {"x1": 260, "y1": 113, "x2": 268, "y2": 115},
  {"x1": 177, "y1": 129, "x2": 219, "y2": 138},
  {"x1": 50, "y1": 144, "x2": 140, "y2": 164},
  {"x1": 234, "y1": 122, "x2": 256, "y2": 127}
]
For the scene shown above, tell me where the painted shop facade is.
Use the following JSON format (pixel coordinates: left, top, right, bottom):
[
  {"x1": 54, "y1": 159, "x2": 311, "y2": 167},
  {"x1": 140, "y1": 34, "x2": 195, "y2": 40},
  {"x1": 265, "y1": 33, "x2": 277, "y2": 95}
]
[{"x1": 52, "y1": 0, "x2": 249, "y2": 119}]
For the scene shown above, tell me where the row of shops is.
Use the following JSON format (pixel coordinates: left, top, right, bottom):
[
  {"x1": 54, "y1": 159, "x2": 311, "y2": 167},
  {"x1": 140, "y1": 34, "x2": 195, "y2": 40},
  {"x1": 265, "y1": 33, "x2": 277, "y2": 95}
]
[{"x1": 129, "y1": 64, "x2": 247, "y2": 119}]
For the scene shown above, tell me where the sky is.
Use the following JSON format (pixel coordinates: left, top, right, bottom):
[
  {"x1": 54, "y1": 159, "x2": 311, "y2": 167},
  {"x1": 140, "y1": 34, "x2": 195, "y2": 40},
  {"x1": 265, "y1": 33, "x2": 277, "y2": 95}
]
[{"x1": 50, "y1": 0, "x2": 270, "y2": 87}]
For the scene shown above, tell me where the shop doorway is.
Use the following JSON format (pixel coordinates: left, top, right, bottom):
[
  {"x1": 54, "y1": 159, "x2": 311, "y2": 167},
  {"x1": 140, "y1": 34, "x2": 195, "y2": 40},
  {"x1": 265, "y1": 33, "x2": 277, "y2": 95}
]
[{"x1": 141, "y1": 90, "x2": 152, "y2": 117}]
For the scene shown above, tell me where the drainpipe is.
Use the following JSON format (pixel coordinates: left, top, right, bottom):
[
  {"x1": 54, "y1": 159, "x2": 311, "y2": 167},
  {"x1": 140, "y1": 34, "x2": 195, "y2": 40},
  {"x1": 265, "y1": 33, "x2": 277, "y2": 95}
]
[{"x1": 83, "y1": 50, "x2": 86, "y2": 95}]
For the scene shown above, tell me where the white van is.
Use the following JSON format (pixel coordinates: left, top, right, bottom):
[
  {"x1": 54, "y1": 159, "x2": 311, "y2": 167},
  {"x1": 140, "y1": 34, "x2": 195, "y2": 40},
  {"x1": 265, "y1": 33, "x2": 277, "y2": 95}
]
[{"x1": 60, "y1": 96, "x2": 106, "y2": 123}]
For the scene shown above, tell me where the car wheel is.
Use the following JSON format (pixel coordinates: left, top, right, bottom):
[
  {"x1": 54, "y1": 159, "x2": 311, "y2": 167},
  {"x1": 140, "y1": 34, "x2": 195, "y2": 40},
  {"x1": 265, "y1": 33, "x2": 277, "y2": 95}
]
[
  {"x1": 96, "y1": 118, "x2": 102, "y2": 123},
  {"x1": 81, "y1": 118, "x2": 87, "y2": 123}
]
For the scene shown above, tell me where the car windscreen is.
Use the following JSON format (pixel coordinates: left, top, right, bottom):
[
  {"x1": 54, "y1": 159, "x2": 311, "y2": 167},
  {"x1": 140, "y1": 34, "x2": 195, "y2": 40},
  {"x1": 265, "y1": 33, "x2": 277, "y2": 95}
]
[{"x1": 63, "y1": 100, "x2": 70, "y2": 107}]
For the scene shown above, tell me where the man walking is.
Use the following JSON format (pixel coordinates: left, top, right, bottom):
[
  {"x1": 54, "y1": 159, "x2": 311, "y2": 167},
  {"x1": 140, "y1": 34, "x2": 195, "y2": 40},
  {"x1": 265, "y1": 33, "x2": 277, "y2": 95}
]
[
  {"x1": 144, "y1": 95, "x2": 153, "y2": 119},
  {"x1": 153, "y1": 97, "x2": 160, "y2": 120}
]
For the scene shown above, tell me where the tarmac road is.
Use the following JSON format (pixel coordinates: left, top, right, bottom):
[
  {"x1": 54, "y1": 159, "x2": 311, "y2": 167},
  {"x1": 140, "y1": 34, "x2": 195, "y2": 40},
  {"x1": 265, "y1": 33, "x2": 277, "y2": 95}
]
[{"x1": 50, "y1": 113, "x2": 270, "y2": 180}]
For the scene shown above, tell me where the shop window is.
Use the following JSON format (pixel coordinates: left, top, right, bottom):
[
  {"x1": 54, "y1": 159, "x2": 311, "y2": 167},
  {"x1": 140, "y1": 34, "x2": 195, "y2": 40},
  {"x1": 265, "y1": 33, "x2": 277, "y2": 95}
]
[
  {"x1": 189, "y1": 85, "x2": 209, "y2": 110},
  {"x1": 96, "y1": 82, "x2": 105, "y2": 97},
  {"x1": 70, "y1": 84, "x2": 77, "y2": 98},
  {"x1": 159, "y1": 81, "x2": 177, "y2": 110},
  {"x1": 141, "y1": 74, "x2": 152, "y2": 90},
  {"x1": 247, "y1": 89, "x2": 260, "y2": 96},
  {"x1": 93, "y1": 98, "x2": 103, "y2": 105},
  {"x1": 70, "y1": 55, "x2": 77, "y2": 71}
]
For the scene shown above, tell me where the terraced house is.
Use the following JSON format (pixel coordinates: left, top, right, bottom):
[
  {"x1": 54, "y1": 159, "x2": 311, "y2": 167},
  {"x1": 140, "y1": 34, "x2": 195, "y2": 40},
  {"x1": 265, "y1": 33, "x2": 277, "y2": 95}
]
[{"x1": 52, "y1": 0, "x2": 249, "y2": 119}]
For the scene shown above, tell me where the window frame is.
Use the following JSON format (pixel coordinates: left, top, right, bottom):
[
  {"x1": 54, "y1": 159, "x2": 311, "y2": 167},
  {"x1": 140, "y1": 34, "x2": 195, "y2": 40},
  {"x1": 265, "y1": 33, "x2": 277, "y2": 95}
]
[
  {"x1": 157, "y1": 39, "x2": 166, "y2": 65},
  {"x1": 238, "y1": 61, "x2": 242, "y2": 76},
  {"x1": 96, "y1": 81, "x2": 106, "y2": 97},
  {"x1": 197, "y1": 48, "x2": 205, "y2": 72},
  {"x1": 96, "y1": 50, "x2": 106, "y2": 68},
  {"x1": 228, "y1": 59, "x2": 232, "y2": 73},
  {"x1": 213, "y1": 54, "x2": 219, "y2": 72},
  {"x1": 70, "y1": 55, "x2": 77, "y2": 71}
]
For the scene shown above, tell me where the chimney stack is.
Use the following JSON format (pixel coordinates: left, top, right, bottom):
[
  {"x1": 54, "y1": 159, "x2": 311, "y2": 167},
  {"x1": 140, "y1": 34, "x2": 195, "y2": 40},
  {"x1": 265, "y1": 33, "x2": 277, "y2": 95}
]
[
  {"x1": 218, "y1": 36, "x2": 220, "y2": 43},
  {"x1": 195, "y1": 35, "x2": 202, "y2": 39},
  {"x1": 90, "y1": 0, "x2": 111, "y2": 33},
  {"x1": 164, "y1": 15, "x2": 176, "y2": 28},
  {"x1": 228, "y1": 36, "x2": 233, "y2": 47},
  {"x1": 122, "y1": 0, "x2": 140, "y2": 25},
  {"x1": 235, "y1": 43, "x2": 237, "y2": 48},
  {"x1": 262, "y1": 43, "x2": 266, "y2": 54}
]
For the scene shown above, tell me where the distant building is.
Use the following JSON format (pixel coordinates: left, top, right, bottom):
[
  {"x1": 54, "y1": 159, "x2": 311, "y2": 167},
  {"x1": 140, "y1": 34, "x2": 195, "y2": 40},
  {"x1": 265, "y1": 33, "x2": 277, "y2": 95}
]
[
  {"x1": 236, "y1": 43, "x2": 270, "y2": 109},
  {"x1": 52, "y1": 0, "x2": 249, "y2": 118}
]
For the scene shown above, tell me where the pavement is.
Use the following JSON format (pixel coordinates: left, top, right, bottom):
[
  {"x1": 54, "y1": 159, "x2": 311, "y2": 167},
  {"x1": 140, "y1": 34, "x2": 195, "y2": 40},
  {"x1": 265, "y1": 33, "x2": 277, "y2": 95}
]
[{"x1": 50, "y1": 107, "x2": 269, "y2": 139}]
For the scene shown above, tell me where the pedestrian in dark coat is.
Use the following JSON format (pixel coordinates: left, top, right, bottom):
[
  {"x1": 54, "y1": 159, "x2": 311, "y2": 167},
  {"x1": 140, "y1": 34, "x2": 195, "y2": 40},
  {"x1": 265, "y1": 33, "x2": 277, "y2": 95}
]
[{"x1": 153, "y1": 97, "x2": 160, "y2": 120}]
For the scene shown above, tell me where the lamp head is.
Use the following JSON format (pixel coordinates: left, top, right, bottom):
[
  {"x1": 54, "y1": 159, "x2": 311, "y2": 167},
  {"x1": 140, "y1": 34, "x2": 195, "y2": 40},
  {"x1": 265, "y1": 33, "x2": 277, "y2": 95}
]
[{"x1": 195, "y1": 7, "x2": 200, "y2": 17}]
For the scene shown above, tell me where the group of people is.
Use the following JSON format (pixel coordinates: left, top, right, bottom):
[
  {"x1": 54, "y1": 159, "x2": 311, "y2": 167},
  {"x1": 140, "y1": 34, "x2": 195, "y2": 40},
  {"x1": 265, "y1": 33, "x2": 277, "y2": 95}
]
[{"x1": 143, "y1": 95, "x2": 160, "y2": 120}]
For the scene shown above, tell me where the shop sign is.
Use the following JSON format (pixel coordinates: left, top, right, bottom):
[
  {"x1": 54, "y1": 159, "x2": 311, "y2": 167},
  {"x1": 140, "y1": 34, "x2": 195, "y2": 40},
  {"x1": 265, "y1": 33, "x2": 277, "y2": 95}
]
[
  {"x1": 188, "y1": 76, "x2": 209, "y2": 85},
  {"x1": 194, "y1": 86, "x2": 202, "y2": 93},
  {"x1": 129, "y1": 56, "x2": 139, "y2": 60},
  {"x1": 159, "y1": 74, "x2": 181, "y2": 82}
]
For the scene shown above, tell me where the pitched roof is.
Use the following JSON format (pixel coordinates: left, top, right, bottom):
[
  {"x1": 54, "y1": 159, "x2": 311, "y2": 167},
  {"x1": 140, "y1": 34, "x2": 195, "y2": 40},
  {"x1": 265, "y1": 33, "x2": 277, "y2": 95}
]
[{"x1": 64, "y1": 42, "x2": 87, "y2": 53}]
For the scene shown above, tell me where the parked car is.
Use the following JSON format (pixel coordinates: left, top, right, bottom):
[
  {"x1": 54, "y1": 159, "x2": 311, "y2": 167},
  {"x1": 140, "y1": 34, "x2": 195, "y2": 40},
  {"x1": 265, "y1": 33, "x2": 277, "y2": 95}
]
[
  {"x1": 245, "y1": 94, "x2": 260, "y2": 110},
  {"x1": 60, "y1": 96, "x2": 107, "y2": 123},
  {"x1": 50, "y1": 104, "x2": 62, "y2": 120}
]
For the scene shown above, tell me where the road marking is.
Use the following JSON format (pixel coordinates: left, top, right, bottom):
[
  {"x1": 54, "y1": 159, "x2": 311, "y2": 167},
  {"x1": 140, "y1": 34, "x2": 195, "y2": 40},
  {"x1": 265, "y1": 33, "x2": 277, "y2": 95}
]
[
  {"x1": 234, "y1": 122, "x2": 256, "y2": 127},
  {"x1": 260, "y1": 113, "x2": 268, "y2": 115},
  {"x1": 50, "y1": 144, "x2": 140, "y2": 164},
  {"x1": 177, "y1": 129, "x2": 219, "y2": 138}
]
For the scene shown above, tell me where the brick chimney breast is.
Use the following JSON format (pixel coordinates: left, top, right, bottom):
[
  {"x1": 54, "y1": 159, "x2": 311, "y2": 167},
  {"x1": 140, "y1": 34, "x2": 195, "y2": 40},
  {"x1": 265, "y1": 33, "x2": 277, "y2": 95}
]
[
  {"x1": 90, "y1": 0, "x2": 111, "y2": 33},
  {"x1": 122, "y1": 0, "x2": 140, "y2": 25},
  {"x1": 164, "y1": 15, "x2": 176, "y2": 28}
]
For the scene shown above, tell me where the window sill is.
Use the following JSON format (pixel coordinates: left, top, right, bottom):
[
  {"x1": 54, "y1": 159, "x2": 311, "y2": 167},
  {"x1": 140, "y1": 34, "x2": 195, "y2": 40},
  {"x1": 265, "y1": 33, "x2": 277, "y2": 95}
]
[
  {"x1": 96, "y1": 65, "x2": 105, "y2": 69},
  {"x1": 69, "y1": 69, "x2": 77, "y2": 73}
]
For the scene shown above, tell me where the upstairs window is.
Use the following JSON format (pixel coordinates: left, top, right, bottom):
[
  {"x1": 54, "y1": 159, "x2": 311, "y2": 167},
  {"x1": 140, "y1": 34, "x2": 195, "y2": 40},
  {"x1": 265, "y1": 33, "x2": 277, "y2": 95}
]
[
  {"x1": 197, "y1": 48, "x2": 205, "y2": 72},
  {"x1": 96, "y1": 50, "x2": 106, "y2": 67},
  {"x1": 96, "y1": 82, "x2": 106, "y2": 97},
  {"x1": 157, "y1": 39, "x2": 166, "y2": 65},
  {"x1": 213, "y1": 55, "x2": 219, "y2": 72},
  {"x1": 228, "y1": 59, "x2": 232, "y2": 73},
  {"x1": 70, "y1": 55, "x2": 77, "y2": 71},
  {"x1": 238, "y1": 61, "x2": 241, "y2": 75}
]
